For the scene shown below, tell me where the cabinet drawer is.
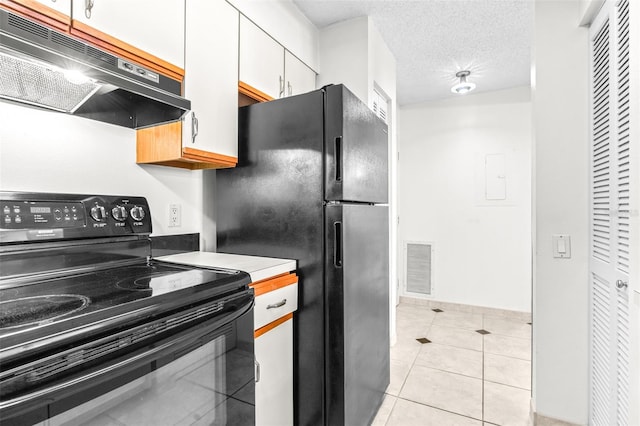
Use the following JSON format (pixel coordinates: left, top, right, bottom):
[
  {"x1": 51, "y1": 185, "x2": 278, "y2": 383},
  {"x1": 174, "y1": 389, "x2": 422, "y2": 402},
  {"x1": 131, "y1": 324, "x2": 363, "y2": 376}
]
[{"x1": 253, "y1": 277, "x2": 298, "y2": 330}]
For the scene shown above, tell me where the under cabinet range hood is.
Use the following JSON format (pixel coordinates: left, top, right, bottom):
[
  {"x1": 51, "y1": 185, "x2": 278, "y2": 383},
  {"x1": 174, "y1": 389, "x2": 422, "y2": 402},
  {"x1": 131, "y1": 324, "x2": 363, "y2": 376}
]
[{"x1": 0, "y1": 9, "x2": 190, "y2": 128}]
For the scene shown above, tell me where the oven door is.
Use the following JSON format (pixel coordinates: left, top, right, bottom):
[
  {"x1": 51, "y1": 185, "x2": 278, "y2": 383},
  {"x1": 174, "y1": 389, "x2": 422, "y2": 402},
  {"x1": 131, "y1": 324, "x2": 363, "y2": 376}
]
[{"x1": 1, "y1": 298, "x2": 255, "y2": 426}]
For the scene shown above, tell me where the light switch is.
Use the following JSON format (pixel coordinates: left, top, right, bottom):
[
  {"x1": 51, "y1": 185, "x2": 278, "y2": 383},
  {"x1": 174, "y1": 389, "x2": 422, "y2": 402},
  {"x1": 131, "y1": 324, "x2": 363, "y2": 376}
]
[
  {"x1": 558, "y1": 238, "x2": 566, "y2": 253},
  {"x1": 552, "y1": 234, "x2": 571, "y2": 258}
]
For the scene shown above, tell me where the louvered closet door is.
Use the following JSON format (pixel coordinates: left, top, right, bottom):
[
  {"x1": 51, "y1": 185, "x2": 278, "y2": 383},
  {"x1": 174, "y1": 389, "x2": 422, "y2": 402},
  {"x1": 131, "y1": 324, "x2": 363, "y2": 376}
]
[{"x1": 588, "y1": 0, "x2": 638, "y2": 425}]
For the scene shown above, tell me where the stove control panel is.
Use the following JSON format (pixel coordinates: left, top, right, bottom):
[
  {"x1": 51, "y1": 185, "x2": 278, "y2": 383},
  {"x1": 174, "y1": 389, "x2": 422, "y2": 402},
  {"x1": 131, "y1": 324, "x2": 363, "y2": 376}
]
[{"x1": 0, "y1": 192, "x2": 152, "y2": 243}]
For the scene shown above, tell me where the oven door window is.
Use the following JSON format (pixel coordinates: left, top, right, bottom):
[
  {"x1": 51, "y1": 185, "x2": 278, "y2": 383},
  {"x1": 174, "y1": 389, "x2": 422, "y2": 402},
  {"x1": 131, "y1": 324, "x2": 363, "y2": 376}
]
[{"x1": 29, "y1": 309, "x2": 255, "y2": 426}]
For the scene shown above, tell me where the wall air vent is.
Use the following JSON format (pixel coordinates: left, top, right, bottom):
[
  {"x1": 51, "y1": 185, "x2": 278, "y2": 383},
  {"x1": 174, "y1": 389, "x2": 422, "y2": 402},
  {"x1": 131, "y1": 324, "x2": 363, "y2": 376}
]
[{"x1": 405, "y1": 242, "x2": 433, "y2": 295}]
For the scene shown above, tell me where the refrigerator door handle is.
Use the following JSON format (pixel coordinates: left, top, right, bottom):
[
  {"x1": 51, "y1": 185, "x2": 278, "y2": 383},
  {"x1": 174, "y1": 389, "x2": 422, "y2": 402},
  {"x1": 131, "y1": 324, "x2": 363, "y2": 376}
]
[
  {"x1": 333, "y1": 221, "x2": 343, "y2": 268},
  {"x1": 335, "y1": 136, "x2": 343, "y2": 182}
]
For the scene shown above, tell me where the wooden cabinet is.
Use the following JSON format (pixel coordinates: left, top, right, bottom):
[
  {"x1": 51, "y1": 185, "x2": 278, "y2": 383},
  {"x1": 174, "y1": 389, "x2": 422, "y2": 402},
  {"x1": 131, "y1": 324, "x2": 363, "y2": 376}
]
[
  {"x1": 70, "y1": 0, "x2": 184, "y2": 69},
  {"x1": 239, "y1": 15, "x2": 316, "y2": 102},
  {"x1": 251, "y1": 273, "x2": 298, "y2": 426},
  {"x1": 136, "y1": 0, "x2": 239, "y2": 170}
]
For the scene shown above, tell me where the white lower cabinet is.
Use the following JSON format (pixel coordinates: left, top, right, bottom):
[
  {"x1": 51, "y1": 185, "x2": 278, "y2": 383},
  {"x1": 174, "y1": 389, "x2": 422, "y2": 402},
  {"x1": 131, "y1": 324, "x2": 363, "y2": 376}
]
[
  {"x1": 252, "y1": 275, "x2": 297, "y2": 426},
  {"x1": 255, "y1": 317, "x2": 293, "y2": 426}
]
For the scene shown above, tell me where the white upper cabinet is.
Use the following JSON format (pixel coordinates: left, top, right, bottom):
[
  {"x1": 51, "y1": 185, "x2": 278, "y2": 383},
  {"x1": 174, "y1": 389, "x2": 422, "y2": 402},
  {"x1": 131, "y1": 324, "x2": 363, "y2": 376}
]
[
  {"x1": 71, "y1": 0, "x2": 185, "y2": 68},
  {"x1": 239, "y1": 16, "x2": 317, "y2": 100},
  {"x1": 284, "y1": 50, "x2": 316, "y2": 97},
  {"x1": 239, "y1": 15, "x2": 285, "y2": 99},
  {"x1": 31, "y1": 0, "x2": 70, "y2": 16},
  {"x1": 182, "y1": 0, "x2": 239, "y2": 158}
]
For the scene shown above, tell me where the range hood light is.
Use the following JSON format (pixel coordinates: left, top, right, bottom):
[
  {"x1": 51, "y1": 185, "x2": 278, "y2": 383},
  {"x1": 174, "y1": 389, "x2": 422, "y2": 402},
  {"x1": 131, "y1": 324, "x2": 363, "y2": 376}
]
[
  {"x1": 64, "y1": 69, "x2": 91, "y2": 85},
  {"x1": 0, "y1": 51, "x2": 101, "y2": 113}
]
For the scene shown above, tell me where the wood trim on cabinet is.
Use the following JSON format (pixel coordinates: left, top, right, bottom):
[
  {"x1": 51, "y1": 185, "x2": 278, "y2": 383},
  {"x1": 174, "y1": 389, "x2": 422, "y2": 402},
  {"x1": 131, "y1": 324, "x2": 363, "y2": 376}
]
[
  {"x1": 2, "y1": 0, "x2": 70, "y2": 31},
  {"x1": 136, "y1": 121, "x2": 238, "y2": 170},
  {"x1": 250, "y1": 273, "x2": 297, "y2": 297},
  {"x1": 70, "y1": 19, "x2": 184, "y2": 83},
  {"x1": 182, "y1": 147, "x2": 237, "y2": 167},
  {"x1": 238, "y1": 81, "x2": 274, "y2": 103},
  {"x1": 137, "y1": 121, "x2": 182, "y2": 162},
  {"x1": 254, "y1": 313, "x2": 293, "y2": 339}
]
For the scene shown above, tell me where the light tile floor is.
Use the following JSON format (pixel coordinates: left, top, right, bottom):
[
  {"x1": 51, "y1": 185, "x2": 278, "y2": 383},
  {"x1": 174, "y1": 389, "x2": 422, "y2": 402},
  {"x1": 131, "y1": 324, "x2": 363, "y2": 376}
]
[{"x1": 373, "y1": 303, "x2": 532, "y2": 426}]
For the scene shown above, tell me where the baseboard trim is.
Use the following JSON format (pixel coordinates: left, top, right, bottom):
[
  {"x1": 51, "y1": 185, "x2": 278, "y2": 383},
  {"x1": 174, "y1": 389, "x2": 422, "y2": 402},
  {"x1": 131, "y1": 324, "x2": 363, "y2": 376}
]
[
  {"x1": 533, "y1": 412, "x2": 582, "y2": 426},
  {"x1": 399, "y1": 296, "x2": 532, "y2": 322}
]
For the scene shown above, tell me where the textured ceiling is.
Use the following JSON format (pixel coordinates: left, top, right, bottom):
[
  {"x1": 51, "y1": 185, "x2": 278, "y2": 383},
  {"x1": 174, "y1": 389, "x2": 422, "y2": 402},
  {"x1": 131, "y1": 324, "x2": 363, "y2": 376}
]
[{"x1": 292, "y1": 0, "x2": 533, "y2": 105}]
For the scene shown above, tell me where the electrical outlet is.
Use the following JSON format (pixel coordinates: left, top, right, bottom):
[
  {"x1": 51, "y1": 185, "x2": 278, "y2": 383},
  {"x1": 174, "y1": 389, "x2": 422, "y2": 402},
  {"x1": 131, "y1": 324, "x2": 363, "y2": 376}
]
[{"x1": 169, "y1": 204, "x2": 181, "y2": 227}]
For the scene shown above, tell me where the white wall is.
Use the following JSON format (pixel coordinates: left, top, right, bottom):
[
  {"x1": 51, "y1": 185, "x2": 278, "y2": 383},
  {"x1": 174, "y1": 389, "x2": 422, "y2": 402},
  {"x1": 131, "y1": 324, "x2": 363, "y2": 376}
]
[
  {"x1": 398, "y1": 87, "x2": 532, "y2": 312},
  {"x1": 0, "y1": 102, "x2": 203, "y2": 237},
  {"x1": 228, "y1": 0, "x2": 319, "y2": 71},
  {"x1": 369, "y1": 22, "x2": 400, "y2": 344},
  {"x1": 317, "y1": 17, "x2": 370, "y2": 101},
  {"x1": 532, "y1": 0, "x2": 589, "y2": 423}
]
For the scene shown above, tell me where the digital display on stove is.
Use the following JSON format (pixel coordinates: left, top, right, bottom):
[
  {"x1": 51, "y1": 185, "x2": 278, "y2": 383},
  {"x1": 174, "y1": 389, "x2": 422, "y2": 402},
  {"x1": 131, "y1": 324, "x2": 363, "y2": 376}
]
[{"x1": 30, "y1": 206, "x2": 51, "y2": 214}]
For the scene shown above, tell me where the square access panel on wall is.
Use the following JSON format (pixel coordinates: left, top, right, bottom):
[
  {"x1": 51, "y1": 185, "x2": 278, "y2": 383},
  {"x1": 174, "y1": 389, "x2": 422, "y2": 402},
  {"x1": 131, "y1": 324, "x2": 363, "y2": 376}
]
[{"x1": 404, "y1": 242, "x2": 434, "y2": 296}]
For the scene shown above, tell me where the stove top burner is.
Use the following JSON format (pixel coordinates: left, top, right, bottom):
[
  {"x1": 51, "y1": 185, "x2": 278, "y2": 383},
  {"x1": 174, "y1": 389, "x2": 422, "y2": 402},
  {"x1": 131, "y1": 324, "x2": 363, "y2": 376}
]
[
  {"x1": 0, "y1": 262, "x2": 247, "y2": 341},
  {"x1": 0, "y1": 295, "x2": 90, "y2": 329}
]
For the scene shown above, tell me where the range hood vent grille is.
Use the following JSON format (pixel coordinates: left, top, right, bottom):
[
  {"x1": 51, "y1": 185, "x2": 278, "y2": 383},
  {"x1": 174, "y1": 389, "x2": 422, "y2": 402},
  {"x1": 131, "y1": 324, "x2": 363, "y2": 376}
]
[
  {"x1": 7, "y1": 13, "x2": 46, "y2": 39},
  {"x1": 51, "y1": 31, "x2": 84, "y2": 53},
  {"x1": 0, "y1": 9, "x2": 190, "y2": 128},
  {"x1": 86, "y1": 45, "x2": 117, "y2": 66}
]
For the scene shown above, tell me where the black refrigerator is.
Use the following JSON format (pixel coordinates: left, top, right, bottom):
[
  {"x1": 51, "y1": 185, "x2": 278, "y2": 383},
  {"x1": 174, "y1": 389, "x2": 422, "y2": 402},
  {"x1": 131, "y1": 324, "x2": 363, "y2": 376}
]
[{"x1": 215, "y1": 84, "x2": 389, "y2": 426}]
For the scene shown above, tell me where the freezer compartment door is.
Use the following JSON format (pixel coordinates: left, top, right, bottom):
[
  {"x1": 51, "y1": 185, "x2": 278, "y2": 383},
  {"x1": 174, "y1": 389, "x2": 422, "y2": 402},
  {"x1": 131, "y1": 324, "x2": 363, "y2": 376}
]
[
  {"x1": 325, "y1": 203, "x2": 390, "y2": 426},
  {"x1": 325, "y1": 84, "x2": 389, "y2": 203}
]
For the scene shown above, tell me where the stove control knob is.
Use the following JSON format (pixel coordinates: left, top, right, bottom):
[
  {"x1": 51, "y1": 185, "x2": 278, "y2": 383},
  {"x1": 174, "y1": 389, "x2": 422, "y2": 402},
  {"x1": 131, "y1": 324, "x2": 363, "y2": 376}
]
[
  {"x1": 90, "y1": 205, "x2": 107, "y2": 222},
  {"x1": 130, "y1": 206, "x2": 145, "y2": 221},
  {"x1": 112, "y1": 205, "x2": 128, "y2": 221}
]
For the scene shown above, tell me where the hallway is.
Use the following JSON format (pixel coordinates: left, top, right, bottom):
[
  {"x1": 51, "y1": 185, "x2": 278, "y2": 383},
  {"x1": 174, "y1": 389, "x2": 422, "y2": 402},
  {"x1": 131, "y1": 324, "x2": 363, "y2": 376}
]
[{"x1": 373, "y1": 302, "x2": 532, "y2": 425}]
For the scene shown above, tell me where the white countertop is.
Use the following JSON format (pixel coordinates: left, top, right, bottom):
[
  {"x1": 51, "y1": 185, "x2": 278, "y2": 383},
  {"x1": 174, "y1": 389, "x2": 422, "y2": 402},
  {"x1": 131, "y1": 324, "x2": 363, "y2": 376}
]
[{"x1": 157, "y1": 251, "x2": 296, "y2": 283}]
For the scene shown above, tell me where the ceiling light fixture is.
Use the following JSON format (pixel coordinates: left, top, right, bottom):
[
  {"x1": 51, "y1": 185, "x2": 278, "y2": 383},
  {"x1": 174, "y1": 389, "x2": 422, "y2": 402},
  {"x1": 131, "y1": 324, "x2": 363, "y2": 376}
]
[{"x1": 451, "y1": 70, "x2": 476, "y2": 95}]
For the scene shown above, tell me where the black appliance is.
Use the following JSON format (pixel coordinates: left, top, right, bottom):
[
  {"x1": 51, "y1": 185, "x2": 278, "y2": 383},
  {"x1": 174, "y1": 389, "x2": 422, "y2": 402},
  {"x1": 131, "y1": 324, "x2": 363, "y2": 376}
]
[
  {"x1": 0, "y1": 192, "x2": 254, "y2": 426},
  {"x1": 216, "y1": 84, "x2": 390, "y2": 426}
]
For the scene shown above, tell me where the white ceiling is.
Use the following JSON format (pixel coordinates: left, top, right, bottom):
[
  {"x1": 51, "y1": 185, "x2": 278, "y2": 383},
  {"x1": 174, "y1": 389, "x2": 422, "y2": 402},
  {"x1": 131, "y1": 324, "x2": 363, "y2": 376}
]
[{"x1": 292, "y1": 0, "x2": 534, "y2": 105}]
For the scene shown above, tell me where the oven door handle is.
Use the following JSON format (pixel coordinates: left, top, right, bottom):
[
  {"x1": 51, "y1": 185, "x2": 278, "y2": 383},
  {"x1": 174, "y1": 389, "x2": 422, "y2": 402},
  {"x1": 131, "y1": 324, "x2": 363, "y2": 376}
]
[{"x1": 0, "y1": 298, "x2": 253, "y2": 412}]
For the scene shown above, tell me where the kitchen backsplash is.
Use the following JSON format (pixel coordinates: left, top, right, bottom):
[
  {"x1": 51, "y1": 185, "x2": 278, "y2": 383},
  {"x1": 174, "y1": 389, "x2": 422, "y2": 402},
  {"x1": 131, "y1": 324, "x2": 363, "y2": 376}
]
[{"x1": 151, "y1": 233, "x2": 200, "y2": 257}]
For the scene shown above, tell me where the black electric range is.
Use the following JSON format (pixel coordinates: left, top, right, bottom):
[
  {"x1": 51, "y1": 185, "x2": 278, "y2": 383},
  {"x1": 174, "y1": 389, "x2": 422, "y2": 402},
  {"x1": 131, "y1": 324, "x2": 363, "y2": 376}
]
[{"x1": 0, "y1": 192, "x2": 254, "y2": 425}]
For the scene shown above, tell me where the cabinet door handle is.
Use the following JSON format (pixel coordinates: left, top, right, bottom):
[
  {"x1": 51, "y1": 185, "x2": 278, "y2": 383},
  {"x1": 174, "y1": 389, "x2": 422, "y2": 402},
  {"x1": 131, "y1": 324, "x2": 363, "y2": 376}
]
[
  {"x1": 255, "y1": 359, "x2": 261, "y2": 383},
  {"x1": 616, "y1": 280, "x2": 628, "y2": 289},
  {"x1": 279, "y1": 76, "x2": 285, "y2": 98},
  {"x1": 191, "y1": 112, "x2": 199, "y2": 144},
  {"x1": 288, "y1": 81, "x2": 292, "y2": 96},
  {"x1": 267, "y1": 299, "x2": 287, "y2": 309},
  {"x1": 85, "y1": 0, "x2": 94, "y2": 18}
]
